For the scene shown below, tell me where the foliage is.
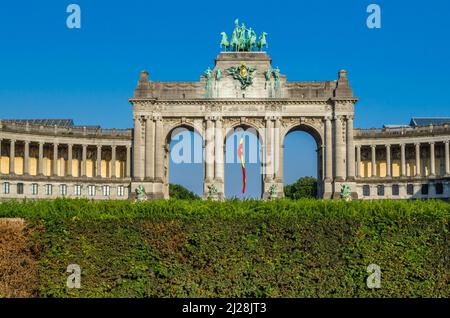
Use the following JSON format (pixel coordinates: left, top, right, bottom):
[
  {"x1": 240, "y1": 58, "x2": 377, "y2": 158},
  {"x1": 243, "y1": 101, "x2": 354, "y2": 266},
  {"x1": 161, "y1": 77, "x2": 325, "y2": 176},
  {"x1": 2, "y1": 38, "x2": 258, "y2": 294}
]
[
  {"x1": 284, "y1": 177, "x2": 318, "y2": 199},
  {"x1": 169, "y1": 184, "x2": 200, "y2": 200},
  {"x1": 0, "y1": 199, "x2": 448, "y2": 298}
]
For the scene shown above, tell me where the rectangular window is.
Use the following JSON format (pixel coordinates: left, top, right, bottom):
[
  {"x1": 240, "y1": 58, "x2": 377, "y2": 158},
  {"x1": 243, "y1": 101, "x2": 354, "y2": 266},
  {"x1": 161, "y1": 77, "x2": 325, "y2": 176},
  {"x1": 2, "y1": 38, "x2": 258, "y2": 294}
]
[
  {"x1": 88, "y1": 185, "x2": 96, "y2": 196},
  {"x1": 17, "y1": 183, "x2": 24, "y2": 195},
  {"x1": 117, "y1": 185, "x2": 124, "y2": 197},
  {"x1": 435, "y1": 183, "x2": 444, "y2": 195},
  {"x1": 392, "y1": 184, "x2": 399, "y2": 196},
  {"x1": 407, "y1": 184, "x2": 414, "y2": 195},
  {"x1": 3, "y1": 182, "x2": 10, "y2": 194},
  {"x1": 102, "y1": 185, "x2": 110, "y2": 196},
  {"x1": 363, "y1": 185, "x2": 370, "y2": 197},
  {"x1": 45, "y1": 184, "x2": 53, "y2": 196},
  {"x1": 31, "y1": 183, "x2": 38, "y2": 195},
  {"x1": 421, "y1": 184, "x2": 429, "y2": 195},
  {"x1": 377, "y1": 185, "x2": 385, "y2": 196},
  {"x1": 60, "y1": 184, "x2": 67, "y2": 196},
  {"x1": 74, "y1": 185, "x2": 82, "y2": 196}
]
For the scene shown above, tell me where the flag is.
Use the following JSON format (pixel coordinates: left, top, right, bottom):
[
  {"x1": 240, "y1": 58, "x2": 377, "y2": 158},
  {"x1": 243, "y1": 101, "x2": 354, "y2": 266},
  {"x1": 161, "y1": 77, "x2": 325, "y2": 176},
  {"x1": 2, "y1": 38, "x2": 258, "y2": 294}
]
[{"x1": 237, "y1": 136, "x2": 246, "y2": 193}]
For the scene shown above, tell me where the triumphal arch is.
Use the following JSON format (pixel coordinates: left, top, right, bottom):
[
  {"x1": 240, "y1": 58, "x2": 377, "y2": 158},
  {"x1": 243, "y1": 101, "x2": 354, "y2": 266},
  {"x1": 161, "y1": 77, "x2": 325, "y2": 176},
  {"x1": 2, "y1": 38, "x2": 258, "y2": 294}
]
[
  {"x1": 130, "y1": 21, "x2": 358, "y2": 200},
  {"x1": 1, "y1": 20, "x2": 449, "y2": 200}
]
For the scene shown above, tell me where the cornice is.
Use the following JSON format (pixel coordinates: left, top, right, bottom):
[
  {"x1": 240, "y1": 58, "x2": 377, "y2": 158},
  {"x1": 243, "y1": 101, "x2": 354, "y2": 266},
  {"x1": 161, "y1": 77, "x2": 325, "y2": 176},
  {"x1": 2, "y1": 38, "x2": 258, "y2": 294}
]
[{"x1": 129, "y1": 98, "x2": 332, "y2": 106}]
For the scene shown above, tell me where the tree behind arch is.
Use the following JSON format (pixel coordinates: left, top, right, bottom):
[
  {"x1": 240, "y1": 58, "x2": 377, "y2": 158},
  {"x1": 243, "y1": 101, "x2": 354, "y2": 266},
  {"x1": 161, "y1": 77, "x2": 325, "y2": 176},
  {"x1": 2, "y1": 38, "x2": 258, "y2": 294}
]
[
  {"x1": 169, "y1": 184, "x2": 200, "y2": 200},
  {"x1": 284, "y1": 177, "x2": 318, "y2": 199}
]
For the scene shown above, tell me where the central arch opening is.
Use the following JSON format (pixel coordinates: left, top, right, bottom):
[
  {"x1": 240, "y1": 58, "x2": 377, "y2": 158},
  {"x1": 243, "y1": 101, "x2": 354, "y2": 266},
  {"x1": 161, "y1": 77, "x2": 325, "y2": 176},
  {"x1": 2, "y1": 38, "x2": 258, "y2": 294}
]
[
  {"x1": 283, "y1": 125, "x2": 323, "y2": 199},
  {"x1": 224, "y1": 125, "x2": 263, "y2": 199}
]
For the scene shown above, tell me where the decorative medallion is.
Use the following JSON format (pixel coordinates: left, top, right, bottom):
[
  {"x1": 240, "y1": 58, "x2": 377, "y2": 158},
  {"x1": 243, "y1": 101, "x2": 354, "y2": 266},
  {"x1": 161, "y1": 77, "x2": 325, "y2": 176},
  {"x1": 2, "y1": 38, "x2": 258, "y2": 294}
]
[{"x1": 226, "y1": 63, "x2": 256, "y2": 90}]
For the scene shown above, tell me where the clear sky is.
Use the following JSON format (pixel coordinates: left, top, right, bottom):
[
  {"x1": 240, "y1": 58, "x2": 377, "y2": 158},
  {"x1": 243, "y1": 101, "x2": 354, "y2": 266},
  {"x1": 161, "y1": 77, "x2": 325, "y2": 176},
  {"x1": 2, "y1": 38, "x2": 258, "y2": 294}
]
[{"x1": 0, "y1": 1, "x2": 449, "y2": 197}]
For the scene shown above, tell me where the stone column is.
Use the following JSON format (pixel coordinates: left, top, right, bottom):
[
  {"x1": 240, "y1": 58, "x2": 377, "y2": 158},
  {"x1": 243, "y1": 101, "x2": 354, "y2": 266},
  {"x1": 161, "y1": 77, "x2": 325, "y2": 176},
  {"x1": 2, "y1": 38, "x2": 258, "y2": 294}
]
[
  {"x1": 81, "y1": 144, "x2": 87, "y2": 177},
  {"x1": 356, "y1": 145, "x2": 361, "y2": 178},
  {"x1": 133, "y1": 116, "x2": 143, "y2": 180},
  {"x1": 52, "y1": 143, "x2": 58, "y2": 176},
  {"x1": 126, "y1": 145, "x2": 131, "y2": 178},
  {"x1": 371, "y1": 145, "x2": 376, "y2": 177},
  {"x1": 145, "y1": 116, "x2": 155, "y2": 180},
  {"x1": 9, "y1": 139, "x2": 15, "y2": 175},
  {"x1": 386, "y1": 144, "x2": 391, "y2": 177},
  {"x1": 265, "y1": 117, "x2": 273, "y2": 181},
  {"x1": 205, "y1": 117, "x2": 215, "y2": 182},
  {"x1": 0, "y1": 139, "x2": 2, "y2": 174},
  {"x1": 346, "y1": 116, "x2": 355, "y2": 180},
  {"x1": 273, "y1": 117, "x2": 282, "y2": 181},
  {"x1": 67, "y1": 144, "x2": 73, "y2": 177},
  {"x1": 96, "y1": 145, "x2": 102, "y2": 177},
  {"x1": 445, "y1": 141, "x2": 450, "y2": 176},
  {"x1": 214, "y1": 118, "x2": 224, "y2": 182},
  {"x1": 154, "y1": 117, "x2": 164, "y2": 182},
  {"x1": 430, "y1": 142, "x2": 435, "y2": 176},
  {"x1": 415, "y1": 143, "x2": 421, "y2": 177},
  {"x1": 401, "y1": 143, "x2": 406, "y2": 177},
  {"x1": 325, "y1": 117, "x2": 333, "y2": 181},
  {"x1": 38, "y1": 142, "x2": 44, "y2": 176},
  {"x1": 278, "y1": 144, "x2": 284, "y2": 182},
  {"x1": 111, "y1": 145, "x2": 116, "y2": 178},
  {"x1": 334, "y1": 116, "x2": 345, "y2": 181},
  {"x1": 24, "y1": 141, "x2": 30, "y2": 175}
]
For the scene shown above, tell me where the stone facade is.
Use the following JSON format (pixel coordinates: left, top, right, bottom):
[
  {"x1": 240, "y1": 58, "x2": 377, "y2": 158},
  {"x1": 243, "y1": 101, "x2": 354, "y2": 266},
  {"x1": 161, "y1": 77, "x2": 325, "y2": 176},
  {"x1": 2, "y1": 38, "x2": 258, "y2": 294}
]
[{"x1": 1, "y1": 52, "x2": 449, "y2": 200}]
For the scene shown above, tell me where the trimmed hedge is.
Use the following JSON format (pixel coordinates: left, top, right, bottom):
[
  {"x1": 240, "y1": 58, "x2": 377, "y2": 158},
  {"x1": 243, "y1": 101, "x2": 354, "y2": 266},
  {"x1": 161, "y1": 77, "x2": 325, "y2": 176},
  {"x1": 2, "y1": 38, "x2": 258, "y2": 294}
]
[{"x1": 0, "y1": 199, "x2": 448, "y2": 297}]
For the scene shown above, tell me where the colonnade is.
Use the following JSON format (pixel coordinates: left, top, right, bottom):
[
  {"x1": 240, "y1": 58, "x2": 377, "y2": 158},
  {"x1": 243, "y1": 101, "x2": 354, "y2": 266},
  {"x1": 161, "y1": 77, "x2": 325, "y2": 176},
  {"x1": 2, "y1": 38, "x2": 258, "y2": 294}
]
[{"x1": 0, "y1": 138, "x2": 131, "y2": 178}]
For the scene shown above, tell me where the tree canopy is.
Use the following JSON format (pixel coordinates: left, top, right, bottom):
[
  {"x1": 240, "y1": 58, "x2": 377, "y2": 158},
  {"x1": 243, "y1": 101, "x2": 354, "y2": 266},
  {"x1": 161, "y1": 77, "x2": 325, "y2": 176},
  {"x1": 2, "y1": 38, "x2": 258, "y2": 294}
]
[{"x1": 284, "y1": 177, "x2": 318, "y2": 199}]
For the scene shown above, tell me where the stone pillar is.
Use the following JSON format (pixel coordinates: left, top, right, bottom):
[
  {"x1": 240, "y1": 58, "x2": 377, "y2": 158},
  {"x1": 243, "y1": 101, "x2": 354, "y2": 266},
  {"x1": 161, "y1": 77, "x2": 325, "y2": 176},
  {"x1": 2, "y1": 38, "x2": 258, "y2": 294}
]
[
  {"x1": 265, "y1": 117, "x2": 274, "y2": 181},
  {"x1": 81, "y1": 144, "x2": 87, "y2": 177},
  {"x1": 111, "y1": 145, "x2": 116, "y2": 178},
  {"x1": 52, "y1": 143, "x2": 58, "y2": 176},
  {"x1": 401, "y1": 143, "x2": 406, "y2": 177},
  {"x1": 24, "y1": 141, "x2": 30, "y2": 175},
  {"x1": 154, "y1": 117, "x2": 164, "y2": 182},
  {"x1": 38, "y1": 142, "x2": 44, "y2": 176},
  {"x1": 278, "y1": 144, "x2": 284, "y2": 182},
  {"x1": 371, "y1": 145, "x2": 376, "y2": 177},
  {"x1": 67, "y1": 144, "x2": 73, "y2": 177},
  {"x1": 214, "y1": 118, "x2": 224, "y2": 182},
  {"x1": 356, "y1": 145, "x2": 361, "y2": 178},
  {"x1": 445, "y1": 141, "x2": 450, "y2": 176},
  {"x1": 325, "y1": 117, "x2": 333, "y2": 181},
  {"x1": 96, "y1": 145, "x2": 102, "y2": 177},
  {"x1": 133, "y1": 115, "x2": 144, "y2": 180},
  {"x1": 334, "y1": 116, "x2": 345, "y2": 181},
  {"x1": 126, "y1": 145, "x2": 131, "y2": 177},
  {"x1": 430, "y1": 142, "x2": 436, "y2": 176},
  {"x1": 346, "y1": 116, "x2": 355, "y2": 180},
  {"x1": 386, "y1": 144, "x2": 391, "y2": 177},
  {"x1": 273, "y1": 117, "x2": 282, "y2": 182},
  {"x1": 0, "y1": 139, "x2": 2, "y2": 174},
  {"x1": 145, "y1": 116, "x2": 155, "y2": 180},
  {"x1": 9, "y1": 139, "x2": 15, "y2": 175},
  {"x1": 415, "y1": 143, "x2": 421, "y2": 177},
  {"x1": 205, "y1": 117, "x2": 215, "y2": 182}
]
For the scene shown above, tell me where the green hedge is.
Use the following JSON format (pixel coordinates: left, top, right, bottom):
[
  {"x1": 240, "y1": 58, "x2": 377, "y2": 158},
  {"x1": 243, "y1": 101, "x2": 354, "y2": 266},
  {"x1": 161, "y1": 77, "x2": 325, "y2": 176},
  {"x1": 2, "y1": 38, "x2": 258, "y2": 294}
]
[{"x1": 0, "y1": 199, "x2": 449, "y2": 297}]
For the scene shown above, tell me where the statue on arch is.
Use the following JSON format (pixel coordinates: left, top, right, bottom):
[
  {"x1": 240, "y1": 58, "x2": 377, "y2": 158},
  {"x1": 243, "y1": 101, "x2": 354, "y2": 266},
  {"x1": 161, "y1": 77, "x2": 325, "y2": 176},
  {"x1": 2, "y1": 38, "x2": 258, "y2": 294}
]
[
  {"x1": 135, "y1": 185, "x2": 148, "y2": 201},
  {"x1": 220, "y1": 32, "x2": 230, "y2": 51},
  {"x1": 340, "y1": 184, "x2": 352, "y2": 201},
  {"x1": 256, "y1": 32, "x2": 268, "y2": 51}
]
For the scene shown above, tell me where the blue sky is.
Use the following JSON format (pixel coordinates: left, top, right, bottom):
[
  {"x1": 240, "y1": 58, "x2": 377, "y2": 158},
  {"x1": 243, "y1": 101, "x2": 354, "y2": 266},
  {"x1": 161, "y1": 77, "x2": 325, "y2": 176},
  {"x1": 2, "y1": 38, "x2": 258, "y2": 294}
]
[{"x1": 0, "y1": 1, "x2": 449, "y2": 197}]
